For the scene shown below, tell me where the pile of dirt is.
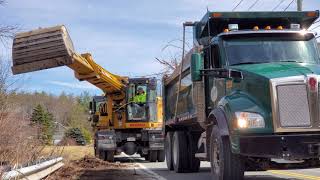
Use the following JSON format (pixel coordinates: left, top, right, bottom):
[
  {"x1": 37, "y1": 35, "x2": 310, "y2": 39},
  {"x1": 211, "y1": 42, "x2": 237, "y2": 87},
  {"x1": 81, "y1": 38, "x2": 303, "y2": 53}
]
[
  {"x1": 47, "y1": 156, "x2": 136, "y2": 180},
  {"x1": 58, "y1": 137, "x2": 78, "y2": 146},
  {"x1": 74, "y1": 155, "x2": 129, "y2": 169}
]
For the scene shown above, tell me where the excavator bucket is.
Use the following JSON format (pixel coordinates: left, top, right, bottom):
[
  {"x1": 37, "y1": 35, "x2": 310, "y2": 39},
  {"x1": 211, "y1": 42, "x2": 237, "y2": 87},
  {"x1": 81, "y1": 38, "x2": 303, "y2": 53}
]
[{"x1": 11, "y1": 25, "x2": 75, "y2": 74}]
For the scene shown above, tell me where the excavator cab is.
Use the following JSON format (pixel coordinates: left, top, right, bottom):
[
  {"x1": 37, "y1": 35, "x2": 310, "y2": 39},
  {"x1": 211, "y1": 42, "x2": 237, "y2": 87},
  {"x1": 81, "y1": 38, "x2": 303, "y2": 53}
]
[
  {"x1": 89, "y1": 96, "x2": 107, "y2": 124},
  {"x1": 127, "y1": 78, "x2": 157, "y2": 122}
]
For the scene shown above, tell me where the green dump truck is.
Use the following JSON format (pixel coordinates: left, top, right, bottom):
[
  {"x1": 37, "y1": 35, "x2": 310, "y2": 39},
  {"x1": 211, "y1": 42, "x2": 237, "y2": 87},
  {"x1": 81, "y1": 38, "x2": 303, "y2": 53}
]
[{"x1": 163, "y1": 11, "x2": 320, "y2": 180}]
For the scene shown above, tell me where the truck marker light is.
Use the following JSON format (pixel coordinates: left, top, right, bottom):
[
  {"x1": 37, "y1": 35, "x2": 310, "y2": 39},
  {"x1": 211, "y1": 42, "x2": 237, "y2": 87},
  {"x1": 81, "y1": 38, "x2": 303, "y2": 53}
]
[
  {"x1": 226, "y1": 80, "x2": 233, "y2": 89},
  {"x1": 265, "y1": 26, "x2": 271, "y2": 30},
  {"x1": 276, "y1": 26, "x2": 283, "y2": 30},
  {"x1": 307, "y1": 11, "x2": 317, "y2": 17},
  {"x1": 308, "y1": 77, "x2": 317, "y2": 92},
  {"x1": 212, "y1": 13, "x2": 222, "y2": 18},
  {"x1": 253, "y1": 26, "x2": 259, "y2": 31}
]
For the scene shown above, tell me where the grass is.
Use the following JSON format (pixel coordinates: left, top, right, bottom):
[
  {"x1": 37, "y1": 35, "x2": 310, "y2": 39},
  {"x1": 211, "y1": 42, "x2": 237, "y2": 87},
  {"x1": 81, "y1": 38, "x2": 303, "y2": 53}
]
[{"x1": 42, "y1": 145, "x2": 94, "y2": 161}]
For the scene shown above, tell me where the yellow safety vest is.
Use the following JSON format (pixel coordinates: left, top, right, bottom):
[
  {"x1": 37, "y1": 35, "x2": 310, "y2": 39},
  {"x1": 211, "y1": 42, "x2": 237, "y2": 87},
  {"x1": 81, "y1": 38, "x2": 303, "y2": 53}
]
[{"x1": 133, "y1": 93, "x2": 146, "y2": 103}]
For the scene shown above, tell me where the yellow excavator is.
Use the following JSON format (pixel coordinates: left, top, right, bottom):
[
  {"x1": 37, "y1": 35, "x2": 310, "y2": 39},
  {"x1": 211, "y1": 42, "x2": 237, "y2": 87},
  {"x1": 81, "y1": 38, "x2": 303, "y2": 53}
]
[{"x1": 11, "y1": 25, "x2": 164, "y2": 162}]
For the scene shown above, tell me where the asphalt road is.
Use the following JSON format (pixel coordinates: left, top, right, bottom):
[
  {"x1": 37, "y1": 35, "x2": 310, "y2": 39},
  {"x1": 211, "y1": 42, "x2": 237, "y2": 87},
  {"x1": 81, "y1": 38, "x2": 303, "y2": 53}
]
[{"x1": 117, "y1": 154, "x2": 320, "y2": 180}]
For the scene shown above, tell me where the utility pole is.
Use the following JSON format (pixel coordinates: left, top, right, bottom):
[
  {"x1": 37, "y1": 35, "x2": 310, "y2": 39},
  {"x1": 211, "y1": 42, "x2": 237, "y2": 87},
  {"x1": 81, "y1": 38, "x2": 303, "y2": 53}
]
[{"x1": 297, "y1": 0, "x2": 302, "y2": 11}]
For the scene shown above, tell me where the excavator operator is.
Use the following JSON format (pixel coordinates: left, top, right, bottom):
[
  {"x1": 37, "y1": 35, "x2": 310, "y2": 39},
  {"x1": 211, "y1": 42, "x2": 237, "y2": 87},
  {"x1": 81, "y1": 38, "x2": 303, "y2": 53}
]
[{"x1": 133, "y1": 87, "x2": 146, "y2": 103}]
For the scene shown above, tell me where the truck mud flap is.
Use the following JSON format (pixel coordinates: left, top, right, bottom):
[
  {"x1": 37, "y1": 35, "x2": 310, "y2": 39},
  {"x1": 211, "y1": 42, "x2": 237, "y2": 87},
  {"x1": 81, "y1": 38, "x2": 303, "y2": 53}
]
[{"x1": 12, "y1": 25, "x2": 74, "y2": 74}]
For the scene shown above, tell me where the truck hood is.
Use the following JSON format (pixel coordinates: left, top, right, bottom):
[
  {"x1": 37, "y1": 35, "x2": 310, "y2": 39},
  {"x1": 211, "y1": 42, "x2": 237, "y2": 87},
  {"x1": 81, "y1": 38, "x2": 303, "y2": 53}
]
[{"x1": 231, "y1": 62, "x2": 320, "y2": 79}]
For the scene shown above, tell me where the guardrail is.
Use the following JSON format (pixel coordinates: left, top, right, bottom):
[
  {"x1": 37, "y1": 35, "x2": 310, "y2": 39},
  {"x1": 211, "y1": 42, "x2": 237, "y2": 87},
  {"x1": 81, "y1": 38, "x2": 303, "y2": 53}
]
[{"x1": 1, "y1": 157, "x2": 64, "y2": 180}]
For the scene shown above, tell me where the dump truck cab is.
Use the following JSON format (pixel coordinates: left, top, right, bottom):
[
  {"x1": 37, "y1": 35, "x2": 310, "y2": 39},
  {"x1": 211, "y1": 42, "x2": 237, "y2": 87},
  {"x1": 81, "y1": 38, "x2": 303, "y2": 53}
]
[{"x1": 163, "y1": 11, "x2": 320, "y2": 179}]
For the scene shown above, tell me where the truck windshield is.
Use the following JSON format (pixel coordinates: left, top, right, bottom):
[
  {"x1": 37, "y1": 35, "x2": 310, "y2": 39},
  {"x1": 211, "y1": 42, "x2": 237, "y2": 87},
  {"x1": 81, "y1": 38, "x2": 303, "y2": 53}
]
[{"x1": 223, "y1": 34, "x2": 320, "y2": 65}]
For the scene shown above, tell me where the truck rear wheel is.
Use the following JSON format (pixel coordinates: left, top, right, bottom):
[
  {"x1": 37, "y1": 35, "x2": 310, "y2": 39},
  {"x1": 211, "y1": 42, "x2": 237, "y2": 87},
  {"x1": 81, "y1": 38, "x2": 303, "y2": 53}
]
[
  {"x1": 172, "y1": 131, "x2": 189, "y2": 173},
  {"x1": 165, "y1": 132, "x2": 174, "y2": 170},
  {"x1": 149, "y1": 150, "x2": 157, "y2": 162},
  {"x1": 210, "y1": 126, "x2": 244, "y2": 180},
  {"x1": 157, "y1": 150, "x2": 165, "y2": 162}
]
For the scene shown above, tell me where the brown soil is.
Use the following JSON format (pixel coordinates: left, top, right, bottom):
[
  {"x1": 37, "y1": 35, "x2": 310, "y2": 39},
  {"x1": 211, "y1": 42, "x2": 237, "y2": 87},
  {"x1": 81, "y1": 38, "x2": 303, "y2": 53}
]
[
  {"x1": 58, "y1": 137, "x2": 78, "y2": 146},
  {"x1": 47, "y1": 156, "x2": 151, "y2": 180}
]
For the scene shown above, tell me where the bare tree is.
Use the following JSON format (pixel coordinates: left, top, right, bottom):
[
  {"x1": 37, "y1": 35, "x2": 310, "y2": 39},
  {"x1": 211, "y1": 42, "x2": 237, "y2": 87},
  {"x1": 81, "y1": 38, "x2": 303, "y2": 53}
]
[
  {"x1": 0, "y1": 0, "x2": 18, "y2": 47},
  {"x1": 153, "y1": 39, "x2": 192, "y2": 77}
]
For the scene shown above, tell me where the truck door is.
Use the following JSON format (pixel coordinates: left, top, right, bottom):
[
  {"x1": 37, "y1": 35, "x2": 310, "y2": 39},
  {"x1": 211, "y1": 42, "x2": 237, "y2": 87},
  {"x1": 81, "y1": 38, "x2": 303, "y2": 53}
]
[{"x1": 205, "y1": 44, "x2": 226, "y2": 113}]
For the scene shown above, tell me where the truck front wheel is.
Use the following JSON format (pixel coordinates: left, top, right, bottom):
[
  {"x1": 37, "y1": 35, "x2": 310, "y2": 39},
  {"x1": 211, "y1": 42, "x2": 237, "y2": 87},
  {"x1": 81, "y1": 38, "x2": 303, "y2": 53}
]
[{"x1": 210, "y1": 126, "x2": 244, "y2": 180}]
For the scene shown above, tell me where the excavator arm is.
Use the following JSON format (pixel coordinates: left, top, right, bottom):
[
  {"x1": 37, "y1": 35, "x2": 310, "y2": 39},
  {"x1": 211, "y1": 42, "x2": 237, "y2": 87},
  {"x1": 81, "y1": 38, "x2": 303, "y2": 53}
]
[{"x1": 11, "y1": 25, "x2": 127, "y2": 93}]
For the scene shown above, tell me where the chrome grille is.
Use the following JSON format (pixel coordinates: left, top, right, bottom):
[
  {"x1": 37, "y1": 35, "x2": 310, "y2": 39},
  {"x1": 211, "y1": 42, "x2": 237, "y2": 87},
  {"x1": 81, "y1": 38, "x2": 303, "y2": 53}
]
[{"x1": 277, "y1": 84, "x2": 311, "y2": 127}]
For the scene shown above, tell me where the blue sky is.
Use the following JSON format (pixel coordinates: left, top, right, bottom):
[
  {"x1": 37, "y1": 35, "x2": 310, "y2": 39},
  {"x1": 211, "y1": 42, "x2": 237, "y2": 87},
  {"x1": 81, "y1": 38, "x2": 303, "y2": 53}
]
[{"x1": 1, "y1": 0, "x2": 320, "y2": 95}]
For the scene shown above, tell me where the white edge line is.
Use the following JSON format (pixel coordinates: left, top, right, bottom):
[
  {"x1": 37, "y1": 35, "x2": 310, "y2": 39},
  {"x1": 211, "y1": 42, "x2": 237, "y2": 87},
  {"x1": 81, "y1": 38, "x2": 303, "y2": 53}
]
[
  {"x1": 122, "y1": 153, "x2": 166, "y2": 180},
  {"x1": 136, "y1": 162, "x2": 167, "y2": 180}
]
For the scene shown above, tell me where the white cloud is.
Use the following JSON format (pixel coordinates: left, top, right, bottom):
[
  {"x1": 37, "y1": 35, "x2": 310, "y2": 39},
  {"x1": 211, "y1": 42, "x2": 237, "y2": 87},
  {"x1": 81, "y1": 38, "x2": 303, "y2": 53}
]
[{"x1": 47, "y1": 81, "x2": 97, "y2": 90}]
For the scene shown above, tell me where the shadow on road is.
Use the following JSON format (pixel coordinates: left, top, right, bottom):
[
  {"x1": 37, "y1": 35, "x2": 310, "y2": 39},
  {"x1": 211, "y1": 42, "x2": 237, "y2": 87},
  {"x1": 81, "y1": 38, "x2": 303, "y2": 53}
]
[
  {"x1": 79, "y1": 168, "x2": 150, "y2": 180},
  {"x1": 111, "y1": 156, "x2": 300, "y2": 180}
]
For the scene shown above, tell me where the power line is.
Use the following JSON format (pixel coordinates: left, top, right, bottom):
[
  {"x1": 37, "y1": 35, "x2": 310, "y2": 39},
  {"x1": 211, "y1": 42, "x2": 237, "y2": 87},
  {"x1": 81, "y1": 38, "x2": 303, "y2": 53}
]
[
  {"x1": 248, "y1": 0, "x2": 259, "y2": 11},
  {"x1": 232, "y1": 0, "x2": 245, "y2": 11},
  {"x1": 272, "y1": 0, "x2": 285, "y2": 11},
  {"x1": 283, "y1": 0, "x2": 295, "y2": 11}
]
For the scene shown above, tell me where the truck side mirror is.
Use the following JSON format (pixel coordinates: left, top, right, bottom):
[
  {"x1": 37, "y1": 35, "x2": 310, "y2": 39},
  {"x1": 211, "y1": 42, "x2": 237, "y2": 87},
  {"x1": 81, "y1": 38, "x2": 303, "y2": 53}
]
[{"x1": 191, "y1": 53, "x2": 204, "y2": 81}]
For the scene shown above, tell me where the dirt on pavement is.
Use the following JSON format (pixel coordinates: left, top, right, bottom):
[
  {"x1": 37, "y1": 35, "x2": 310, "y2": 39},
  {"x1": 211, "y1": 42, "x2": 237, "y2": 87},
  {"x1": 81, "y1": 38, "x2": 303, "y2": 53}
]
[{"x1": 47, "y1": 155, "x2": 155, "y2": 180}]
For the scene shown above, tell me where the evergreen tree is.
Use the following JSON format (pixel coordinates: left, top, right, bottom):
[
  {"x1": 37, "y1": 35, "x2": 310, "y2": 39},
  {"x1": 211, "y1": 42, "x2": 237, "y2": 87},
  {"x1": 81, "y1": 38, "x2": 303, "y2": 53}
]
[
  {"x1": 78, "y1": 91, "x2": 91, "y2": 111},
  {"x1": 30, "y1": 104, "x2": 45, "y2": 124},
  {"x1": 30, "y1": 104, "x2": 54, "y2": 144}
]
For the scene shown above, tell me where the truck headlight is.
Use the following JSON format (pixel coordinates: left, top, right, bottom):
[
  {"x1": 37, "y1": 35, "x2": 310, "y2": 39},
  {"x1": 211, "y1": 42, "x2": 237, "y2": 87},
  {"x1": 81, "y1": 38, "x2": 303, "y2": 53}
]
[{"x1": 235, "y1": 112, "x2": 265, "y2": 129}]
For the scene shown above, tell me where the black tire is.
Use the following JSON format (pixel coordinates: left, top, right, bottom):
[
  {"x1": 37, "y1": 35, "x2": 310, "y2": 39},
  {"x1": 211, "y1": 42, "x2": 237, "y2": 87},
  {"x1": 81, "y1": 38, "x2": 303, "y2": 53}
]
[
  {"x1": 157, "y1": 150, "x2": 165, "y2": 162},
  {"x1": 187, "y1": 133, "x2": 200, "y2": 172},
  {"x1": 172, "y1": 131, "x2": 189, "y2": 173},
  {"x1": 165, "y1": 132, "x2": 174, "y2": 170},
  {"x1": 149, "y1": 150, "x2": 157, "y2": 162},
  {"x1": 210, "y1": 126, "x2": 244, "y2": 180},
  {"x1": 98, "y1": 150, "x2": 105, "y2": 160},
  {"x1": 105, "y1": 151, "x2": 114, "y2": 162},
  {"x1": 94, "y1": 141, "x2": 98, "y2": 157}
]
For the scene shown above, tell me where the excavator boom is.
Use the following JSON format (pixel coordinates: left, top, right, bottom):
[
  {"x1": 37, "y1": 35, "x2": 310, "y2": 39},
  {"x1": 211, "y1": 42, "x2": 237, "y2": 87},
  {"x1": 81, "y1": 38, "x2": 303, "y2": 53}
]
[
  {"x1": 12, "y1": 25, "x2": 126, "y2": 93},
  {"x1": 11, "y1": 25, "x2": 164, "y2": 161}
]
